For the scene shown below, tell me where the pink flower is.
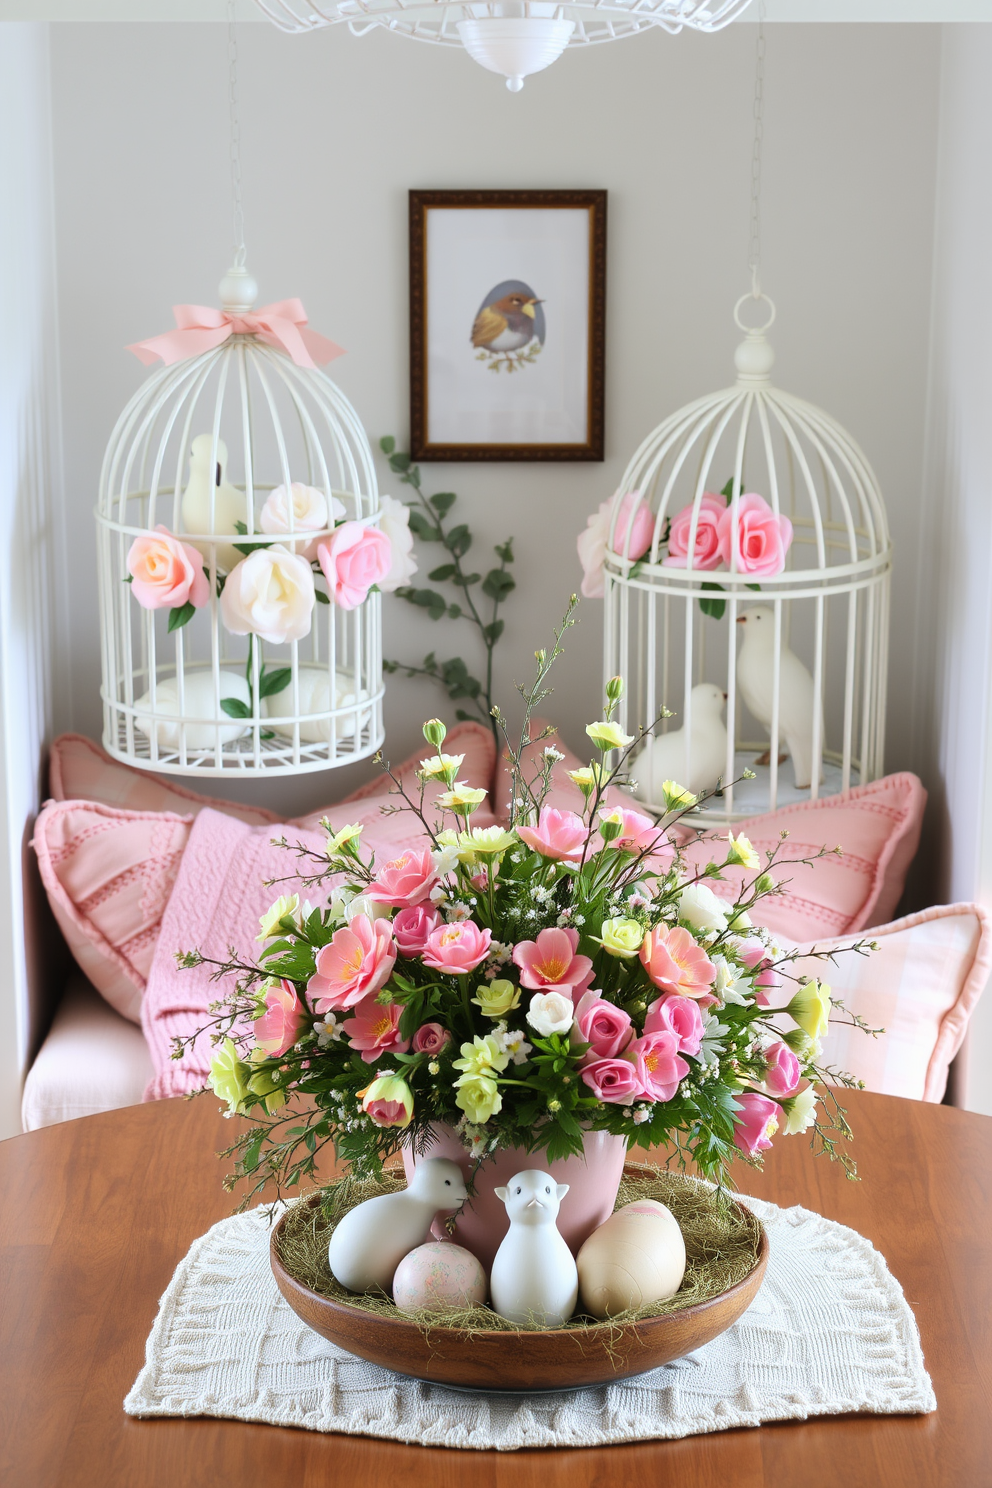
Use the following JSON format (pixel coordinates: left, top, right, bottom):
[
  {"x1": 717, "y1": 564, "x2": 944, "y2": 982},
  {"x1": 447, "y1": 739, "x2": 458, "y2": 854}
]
[
  {"x1": 307, "y1": 914, "x2": 397, "y2": 1012},
  {"x1": 762, "y1": 1040, "x2": 801, "y2": 1098},
  {"x1": 127, "y1": 525, "x2": 210, "y2": 610},
  {"x1": 739, "y1": 940, "x2": 780, "y2": 1006},
  {"x1": 254, "y1": 978, "x2": 306, "y2": 1058},
  {"x1": 580, "y1": 1057, "x2": 642, "y2": 1105},
  {"x1": 359, "y1": 1073, "x2": 414, "y2": 1128},
  {"x1": 639, "y1": 924, "x2": 715, "y2": 999},
  {"x1": 732, "y1": 1092, "x2": 780, "y2": 1155},
  {"x1": 644, "y1": 994, "x2": 704, "y2": 1057},
  {"x1": 317, "y1": 521, "x2": 392, "y2": 610},
  {"x1": 422, "y1": 920, "x2": 492, "y2": 975},
  {"x1": 577, "y1": 490, "x2": 654, "y2": 600},
  {"x1": 517, "y1": 807, "x2": 588, "y2": 862},
  {"x1": 342, "y1": 997, "x2": 410, "y2": 1063},
  {"x1": 717, "y1": 493, "x2": 793, "y2": 577},
  {"x1": 392, "y1": 904, "x2": 440, "y2": 957},
  {"x1": 602, "y1": 808, "x2": 674, "y2": 871},
  {"x1": 412, "y1": 1021, "x2": 451, "y2": 1055},
  {"x1": 626, "y1": 1030, "x2": 689, "y2": 1102},
  {"x1": 572, "y1": 988, "x2": 633, "y2": 1062},
  {"x1": 365, "y1": 848, "x2": 438, "y2": 908},
  {"x1": 513, "y1": 927, "x2": 595, "y2": 996},
  {"x1": 664, "y1": 493, "x2": 726, "y2": 571}
]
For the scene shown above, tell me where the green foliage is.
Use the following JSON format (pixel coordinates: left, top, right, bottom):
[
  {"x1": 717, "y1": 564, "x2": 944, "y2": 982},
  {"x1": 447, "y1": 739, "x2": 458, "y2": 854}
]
[
  {"x1": 220, "y1": 696, "x2": 251, "y2": 719},
  {"x1": 167, "y1": 602, "x2": 196, "y2": 633},
  {"x1": 699, "y1": 582, "x2": 726, "y2": 621}
]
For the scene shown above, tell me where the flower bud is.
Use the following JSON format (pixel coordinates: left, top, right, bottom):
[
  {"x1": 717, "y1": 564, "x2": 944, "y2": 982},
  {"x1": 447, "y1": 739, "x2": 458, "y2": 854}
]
[
  {"x1": 422, "y1": 717, "x2": 447, "y2": 750},
  {"x1": 754, "y1": 872, "x2": 776, "y2": 895},
  {"x1": 605, "y1": 675, "x2": 625, "y2": 704},
  {"x1": 357, "y1": 1072, "x2": 415, "y2": 1128}
]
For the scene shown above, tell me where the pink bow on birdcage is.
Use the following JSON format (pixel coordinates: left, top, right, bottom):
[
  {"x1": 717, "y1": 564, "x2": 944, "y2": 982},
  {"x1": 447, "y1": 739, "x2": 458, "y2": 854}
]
[{"x1": 126, "y1": 299, "x2": 344, "y2": 371}]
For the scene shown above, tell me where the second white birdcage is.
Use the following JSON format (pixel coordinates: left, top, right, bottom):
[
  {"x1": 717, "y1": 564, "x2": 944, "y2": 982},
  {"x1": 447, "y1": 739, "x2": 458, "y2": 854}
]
[
  {"x1": 602, "y1": 296, "x2": 891, "y2": 824},
  {"x1": 97, "y1": 268, "x2": 385, "y2": 777}
]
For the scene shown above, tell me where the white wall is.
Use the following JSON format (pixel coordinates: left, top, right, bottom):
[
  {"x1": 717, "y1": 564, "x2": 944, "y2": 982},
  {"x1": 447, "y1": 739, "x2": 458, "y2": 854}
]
[{"x1": 0, "y1": 22, "x2": 65, "y2": 1138}]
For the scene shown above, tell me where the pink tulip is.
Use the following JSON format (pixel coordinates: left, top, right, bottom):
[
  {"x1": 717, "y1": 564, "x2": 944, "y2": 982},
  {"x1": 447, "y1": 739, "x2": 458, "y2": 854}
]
[
  {"x1": 422, "y1": 919, "x2": 492, "y2": 975},
  {"x1": 732, "y1": 1091, "x2": 780, "y2": 1155},
  {"x1": 365, "y1": 848, "x2": 438, "y2": 908},
  {"x1": 342, "y1": 996, "x2": 410, "y2": 1063},
  {"x1": 513, "y1": 926, "x2": 595, "y2": 996},
  {"x1": 317, "y1": 522, "x2": 392, "y2": 610},
  {"x1": 639, "y1": 924, "x2": 715, "y2": 1000},
  {"x1": 517, "y1": 807, "x2": 588, "y2": 862},
  {"x1": 359, "y1": 1072, "x2": 414, "y2": 1128},
  {"x1": 307, "y1": 914, "x2": 397, "y2": 1012},
  {"x1": 762, "y1": 1040, "x2": 801, "y2": 1098},
  {"x1": 127, "y1": 525, "x2": 210, "y2": 610},
  {"x1": 572, "y1": 988, "x2": 633, "y2": 1062},
  {"x1": 412, "y1": 1021, "x2": 451, "y2": 1055},
  {"x1": 717, "y1": 493, "x2": 793, "y2": 577},
  {"x1": 664, "y1": 493, "x2": 726, "y2": 571},
  {"x1": 644, "y1": 994, "x2": 704, "y2": 1057},
  {"x1": 254, "y1": 978, "x2": 306, "y2": 1058},
  {"x1": 392, "y1": 904, "x2": 440, "y2": 957},
  {"x1": 626, "y1": 1029, "x2": 689, "y2": 1102},
  {"x1": 580, "y1": 1057, "x2": 642, "y2": 1105}
]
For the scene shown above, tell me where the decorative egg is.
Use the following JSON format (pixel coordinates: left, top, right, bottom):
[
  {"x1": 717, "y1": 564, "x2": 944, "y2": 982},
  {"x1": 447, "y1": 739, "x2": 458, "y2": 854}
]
[
  {"x1": 391, "y1": 1241, "x2": 487, "y2": 1315},
  {"x1": 576, "y1": 1198, "x2": 686, "y2": 1319}
]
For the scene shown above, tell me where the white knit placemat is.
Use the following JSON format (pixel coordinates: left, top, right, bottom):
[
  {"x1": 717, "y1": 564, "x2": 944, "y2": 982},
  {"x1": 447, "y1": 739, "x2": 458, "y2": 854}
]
[{"x1": 124, "y1": 1195, "x2": 935, "y2": 1451}]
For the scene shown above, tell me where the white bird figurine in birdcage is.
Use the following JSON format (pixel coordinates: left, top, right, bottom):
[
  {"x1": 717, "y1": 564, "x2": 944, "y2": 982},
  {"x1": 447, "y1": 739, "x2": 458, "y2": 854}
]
[
  {"x1": 736, "y1": 607, "x2": 822, "y2": 790},
  {"x1": 632, "y1": 682, "x2": 728, "y2": 803},
  {"x1": 181, "y1": 433, "x2": 248, "y2": 573}
]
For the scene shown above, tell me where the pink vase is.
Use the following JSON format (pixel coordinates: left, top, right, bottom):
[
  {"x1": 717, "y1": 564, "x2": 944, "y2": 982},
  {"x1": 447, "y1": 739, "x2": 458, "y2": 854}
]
[{"x1": 401, "y1": 1126, "x2": 628, "y2": 1273}]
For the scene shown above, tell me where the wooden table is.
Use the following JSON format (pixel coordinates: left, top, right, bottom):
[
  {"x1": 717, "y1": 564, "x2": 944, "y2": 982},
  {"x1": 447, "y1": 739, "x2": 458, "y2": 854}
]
[{"x1": 1, "y1": 1090, "x2": 988, "y2": 1487}]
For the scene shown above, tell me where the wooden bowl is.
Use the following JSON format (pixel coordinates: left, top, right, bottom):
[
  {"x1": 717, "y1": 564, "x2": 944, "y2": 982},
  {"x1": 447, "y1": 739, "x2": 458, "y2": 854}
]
[{"x1": 270, "y1": 1188, "x2": 768, "y2": 1392}]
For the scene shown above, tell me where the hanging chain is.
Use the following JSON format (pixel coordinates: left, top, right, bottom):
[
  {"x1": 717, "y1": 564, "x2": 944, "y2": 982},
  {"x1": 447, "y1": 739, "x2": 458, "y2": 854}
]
[
  {"x1": 228, "y1": 0, "x2": 246, "y2": 267},
  {"x1": 747, "y1": 0, "x2": 766, "y2": 299}
]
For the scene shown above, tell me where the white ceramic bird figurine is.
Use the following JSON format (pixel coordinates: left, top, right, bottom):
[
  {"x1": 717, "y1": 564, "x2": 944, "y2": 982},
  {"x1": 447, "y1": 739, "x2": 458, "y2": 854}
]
[
  {"x1": 327, "y1": 1158, "x2": 468, "y2": 1295},
  {"x1": 736, "y1": 606, "x2": 822, "y2": 790},
  {"x1": 490, "y1": 1170, "x2": 578, "y2": 1329},
  {"x1": 180, "y1": 433, "x2": 248, "y2": 573},
  {"x1": 632, "y1": 682, "x2": 728, "y2": 803}
]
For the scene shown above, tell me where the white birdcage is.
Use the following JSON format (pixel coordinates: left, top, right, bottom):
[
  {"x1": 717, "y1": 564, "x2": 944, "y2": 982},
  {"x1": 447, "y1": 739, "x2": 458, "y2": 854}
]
[
  {"x1": 97, "y1": 266, "x2": 385, "y2": 778},
  {"x1": 603, "y1": 295, "x2": 891, "y2": 824}
]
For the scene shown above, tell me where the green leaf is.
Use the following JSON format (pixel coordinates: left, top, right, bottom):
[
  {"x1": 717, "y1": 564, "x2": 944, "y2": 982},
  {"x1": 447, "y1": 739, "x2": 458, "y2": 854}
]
[
  {"x1": 430, "y1": 492, "x2": 457, "y2": 517},
  {"x1": 398, "y1": 587, "x2": 447, "y2": 621},
  {"x1": 461, "y1": 573, "x2": 481, "y2": 586},
  {"x1": 408, "y1": 510, "x2": 439, "y2": 542},
  {"x1": 388, "y1": 452, "x2": 411, "y2": 473},
  {"x1": 123, "y1": 574, "x2": 133, "y2": 583},
  {"x1": 379, "y1": 434, "x2": 396, "y2": 455},
  {"x1": 484, "y1": 619, "x2": 504, "y2": 644},
  {"x1": 447, "y1": 604, "x2": 462, "y2": 619},
  {"x1": 167, "y1": 602, "x2": 196, "y2": 633},
  {"x1": 259, "y1": 667, "x2": 292, "y2": 699},
  {"x1": 428, "y1": 564, "x2": 456, "y2": 582},
  {"x1": 220, "y1": 697, "x2": 252, "y2": 719},
  {"x1": 746, "y1": 582, "x2": 762, "y2": 592},
  {"x1": 494, "y1": 539, "x2": 514, "y2": 564},
  {"x1": 699, "y1": 582, "x2": 726, "y2": 621},
  {"x1": 445, "y1": 523, "x2": 472, "y2": 558},
  {"x1": 720, "y1": 478, "x2": 735, "y2": 504},
  {"x1": 314, "y1": 588, "x2": 330, "y2": 604},
  {"x1": 482, "y1": 568, "x2": 516, "y2": 602},
  {"x1": 234, "y1": 520, "x2": 248, "y2": 534}
]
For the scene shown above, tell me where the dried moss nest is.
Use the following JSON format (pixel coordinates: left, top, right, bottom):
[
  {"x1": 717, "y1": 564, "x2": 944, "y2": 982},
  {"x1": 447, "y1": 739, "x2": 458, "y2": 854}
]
[{"x1": 273, "y1": 1165, "x2": 763, "y2": 1338}]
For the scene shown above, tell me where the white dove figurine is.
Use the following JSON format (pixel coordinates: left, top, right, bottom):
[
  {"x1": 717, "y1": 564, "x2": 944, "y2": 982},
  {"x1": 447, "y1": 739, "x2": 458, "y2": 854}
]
[
  {"x1": 490, "y1": 1170, "x2": 578, "y2": 1329},
  {"x1": 735, "y1": 606, "x2": 822, "y2": 790},
  {"x1": 180, "y1": 433, "x2": 248, "y2": 573},
  {"x1": 632, "y1": 682, "x2": 728, "y2": 803},
  {"x1": 328, "y1": 1157, "x2": 468, "y2": 1294}
]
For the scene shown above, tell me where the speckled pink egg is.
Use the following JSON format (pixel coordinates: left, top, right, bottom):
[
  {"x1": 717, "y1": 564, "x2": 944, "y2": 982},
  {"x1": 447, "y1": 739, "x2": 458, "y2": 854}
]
[{"x1": 392, "y1": 1241, "x2": 487, "y2": 1314}]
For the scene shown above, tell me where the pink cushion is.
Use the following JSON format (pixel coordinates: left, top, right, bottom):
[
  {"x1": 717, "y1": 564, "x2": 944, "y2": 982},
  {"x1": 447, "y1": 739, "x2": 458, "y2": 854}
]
[
  {"x1": 796, "y1": 903, "x2": 992, "y2": 1102},
  {"x1": 680, "y1": 773, "x2": 927, "y2": 941}
]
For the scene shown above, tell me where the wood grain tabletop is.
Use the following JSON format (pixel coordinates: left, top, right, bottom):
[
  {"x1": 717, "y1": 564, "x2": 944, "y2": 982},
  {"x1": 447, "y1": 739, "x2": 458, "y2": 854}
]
[{"x1": 1, "y1": 1089, "x2": 988, "y2": 1488}]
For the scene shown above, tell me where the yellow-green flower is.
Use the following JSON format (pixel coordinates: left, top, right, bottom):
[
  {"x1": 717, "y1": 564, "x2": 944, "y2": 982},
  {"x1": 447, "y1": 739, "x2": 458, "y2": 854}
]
[
  {"x1": 453, "y1": 1033, "x2": 511, "y2": 1077},
  {"x1": 726, "y1": 830, "x2": 760, "y2": 869},
  {"x1": 208, "y1": 1038, "x2": 251, "y2": 1114},
  {"x1": 585, "y1": 720, "x2": 634, "y2": 751},
  {"x1": 599, "y1": 917, "x2": 644, "y2": 958},
  {"x1": 256, "y1": 894, "x2": 299, "y2": 942},
  {"x1": 661, "y1": 779, "x2": 696, "y2": 812},
  {"x1": 566, "y1": 763, "x2": 606, "y2": 796},
  {"x1": 472, "y1": 979, "x2": 521, "y2": 1018},
  {"x1": 418, "y1": 752, "x2": 464, "y2": 784},
  {"x1": 454, "y1": 1073, "x2": 503, "y2": 1124},
  {"x1": 787, "y1": 980, "x2": 832, "y2": 1040},
  {"x1": 436, "y1": 782, "x2": 488, "y2": 818},
  {"x1": 324, "y1": 822, "x2": 363, "y2": 858},
  {"x1": 459, "y1": 825, "x2": 517, "y2": 857}
]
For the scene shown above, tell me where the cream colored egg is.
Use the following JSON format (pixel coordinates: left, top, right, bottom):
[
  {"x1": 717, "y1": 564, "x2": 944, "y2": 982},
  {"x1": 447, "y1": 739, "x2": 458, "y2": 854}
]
[
  {"x1": 576, "y1": 1198, "x2": 686, "y2": 1319},
  {"x1": 391, "y1": 1241, "x2": 487, "y2": 1315}
]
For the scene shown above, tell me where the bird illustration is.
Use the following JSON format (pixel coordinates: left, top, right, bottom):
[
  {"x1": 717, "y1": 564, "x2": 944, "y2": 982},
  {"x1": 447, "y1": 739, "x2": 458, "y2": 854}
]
[
  {"x1": 471, "y1": 283, "x2": 545, "y2": 354},
  {"x1": 736, "y1": 606, "x2": 822, "y2": 790},
  {"x1": 180, "y1": 433, "x2": 248, "y2": 574},
  {"x1": 632, "y1": 682, "x2": 729, "y2": 804}
]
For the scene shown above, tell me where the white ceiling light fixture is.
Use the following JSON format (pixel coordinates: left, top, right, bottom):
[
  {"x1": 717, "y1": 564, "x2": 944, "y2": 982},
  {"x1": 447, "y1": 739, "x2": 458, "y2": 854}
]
[{"x1": 252, "y1": 0, "x2": 754, "y2": 92}]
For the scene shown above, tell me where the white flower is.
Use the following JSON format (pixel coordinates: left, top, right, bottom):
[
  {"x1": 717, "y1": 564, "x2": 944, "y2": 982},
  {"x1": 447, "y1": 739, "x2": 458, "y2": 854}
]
[
  {"x1": 526, "y1": 991, "x2": 574, "y2": 1038},
  {"x1": 429, "y1": 884, "x2": 448, "y2": 904},
  {"x1": 259, "y1": 482, "x2": 343, "y2": 561},
  {"x1": 783, "y1": 1085, "x2": 818, "y2": 1134},
  {"x1": 220, "y1": 544, "x2": 315, "y2": 644},
  {"x1": 497, "y1": 1027, "x2": 533, "y2": 1065},
  {"x1": 430, "y1": 844, "x2": 460, "y2": 878},
  {"x1": 313, "y1": 1015, "x2": 343, "y2": 1047},
  {"x1": 256, "y1": 894, "x2": 299, "y2": 941},
  {"x1": 347, "y1": 894, "x2": 393, "y2": 922},
  {"x1": 543, "y1": 746, "x2": 565, "y2": 762},
  {"x1": 678, "y1": 882, "x2": 730, "y2": 935},
  {"x1": 377, "y1": 495, "x2": 418, "y2": 592},
  {"x1": 699, "y1": 1012, "x2": 730, "y2": 1063},
  {"x1": 711, "y1": 954, "x2": 750, "y2": 1005},
  {"x1": 632, "y1": 1106, "x2": 651, "y2": 1126}
]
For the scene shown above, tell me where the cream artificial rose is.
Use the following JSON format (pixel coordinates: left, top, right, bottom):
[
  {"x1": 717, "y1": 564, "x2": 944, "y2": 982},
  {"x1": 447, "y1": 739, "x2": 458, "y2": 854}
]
[
  {"x1": 678, "y1": 883, "x2": 730, "y2": 935},
  {"x1": 526, "y1": 990, "x2": 575, "y2": 1037},
  {"x1": 219, "y1": 544, "x2": 315, "y2": 644},
  {"x1": 600, "y1": 917, "x2": 644, "y2": 958},
  {"x1": 454, "y1": 1073, "x2": 502, "y2": 1124},
  {"x1": 259, "y1": 483, "x2": 342, "y2": 561},
  {"x1": 472, "y1": 980, "x2": 522, "y2": 1018},
  {"x1": 377, "y1": 495, "x2": 419, "y2": 592}
]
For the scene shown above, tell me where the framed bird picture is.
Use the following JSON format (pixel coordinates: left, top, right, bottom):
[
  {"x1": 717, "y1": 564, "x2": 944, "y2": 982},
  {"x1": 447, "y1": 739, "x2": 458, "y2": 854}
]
[{"x1": 409, "y1": 188, "x2": 607, "y2": 461}]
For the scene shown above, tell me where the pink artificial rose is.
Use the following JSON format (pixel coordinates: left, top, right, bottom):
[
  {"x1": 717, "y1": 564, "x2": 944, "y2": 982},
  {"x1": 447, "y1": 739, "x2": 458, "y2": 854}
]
[
  {"x1": 422, "y1": 919, "x2": 492, "y2": 975},
  {"x1": 577, "y1": 490, "x2": 654, "y2": 600},
  {"x1": 513, "y1": 926, "x2": 595, "y2": 996},
  {"x1": 572, "y1": 988, "x2": 633, "y2": 1062},
  {"x1": 412, "y1": 1021, "x2": 451, "y2": 1055},
  {"x1": 639, "y1": 924, "x2": 716, "y2": 1000},
  {"x1": 392, "y1": 904, "x2": 440, "y2": 957},
  {"x1": 602, "y1": 808, "x2": 674, "y2": 872},
  {"x1": 738, "y1": 940, "x2": 780, "y2": 1006},
  {"x1": 307, "y1": 914, "x2": 397, "y2": 1012},
  {"x1": 732, "y1": 1091, "x2": 780, "y2": 1155},
  {"x1": 317, "y1": 521, "x2": 392, "y2": 610},
  {"x1": 644, "y1": 994, "x2": 704, "y2": 1057},
  {"x1": 626, "y1": 1029, "x2": 689, "y2": 1102},
  {"x1": 341, "y1": 997, "x2": 410, "y2": 1064},
  {"x1": 517, "y1": 806, "x2": 588, "y2": 862},
  {"x1": 254, "y1": 978, "x2": 306, "y2": 1058},
  {"x1": 365, "y1": 848, "x2": 438, "y2": 909},
  {"x1": 716, "y1": 493, "x2": 793, "y2": 577},
  {"x1": 762, "y1": 1040, "x2": 801, "y2": 1098},
  {"x1": 580, "y1": 1057, "x2": 642, "y2": 1105},
  {"x1": 127, "y1": 525, "x2": 210, "y2": 610},
  {"x1": 664, "y1": 493, "x2": 726, "y2": 571}
]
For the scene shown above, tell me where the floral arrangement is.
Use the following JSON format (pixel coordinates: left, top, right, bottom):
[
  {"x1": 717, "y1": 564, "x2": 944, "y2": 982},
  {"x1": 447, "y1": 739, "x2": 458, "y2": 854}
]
[{"x1": 182, "y1": 605, "x2": 874, "y2": 1207}]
